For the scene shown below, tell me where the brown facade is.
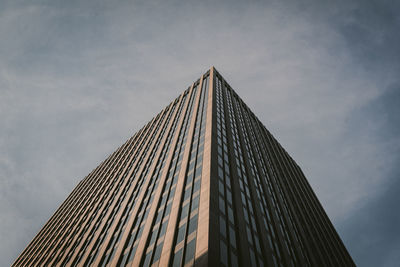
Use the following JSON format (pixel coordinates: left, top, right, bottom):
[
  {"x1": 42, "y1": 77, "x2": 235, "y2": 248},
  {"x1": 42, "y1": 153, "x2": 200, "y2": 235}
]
[{"x1": 13, "y1": 67, "x2": 354, "y2": 267}]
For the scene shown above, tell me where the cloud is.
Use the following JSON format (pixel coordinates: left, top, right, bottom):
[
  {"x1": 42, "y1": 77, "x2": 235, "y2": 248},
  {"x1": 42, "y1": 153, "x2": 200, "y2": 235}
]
[{"x1": 0, "y1": 0, "x2": 399, "y2": 266}]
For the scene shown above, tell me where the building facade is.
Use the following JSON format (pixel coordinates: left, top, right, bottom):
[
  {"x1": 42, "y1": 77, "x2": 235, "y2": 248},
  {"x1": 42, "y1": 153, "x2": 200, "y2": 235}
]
[{"x1": 13, "y1": 67, "x2": 354, "y2": 267}]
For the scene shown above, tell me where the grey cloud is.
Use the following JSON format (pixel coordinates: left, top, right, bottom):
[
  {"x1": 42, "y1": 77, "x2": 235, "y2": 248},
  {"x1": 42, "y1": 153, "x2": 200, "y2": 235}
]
[{"x1": 338, "y1": 83, "x2": 400, "y2": 267}]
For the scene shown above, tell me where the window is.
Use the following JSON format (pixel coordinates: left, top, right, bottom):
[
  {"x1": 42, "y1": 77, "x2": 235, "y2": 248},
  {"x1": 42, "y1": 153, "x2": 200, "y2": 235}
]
[
  {"x1": 172, "y1": 248, "x2": 183, "y2": 267},
  {"x1": 226, "y1": 191, "x2": 232, "y2": 204},
  {"x1": 181, "y1": 204, "x2": 189, "y2": 220},
  {"x1": 188, "y1": 215, "x2": 198, "y2": 235},
  {"x1": 191, "y1": 196, "x2": 200, "y2": 210},
  {"x1": 142, "y1": 251, "x2": 152, "y2": 267},
  {"x1": 193, "y1": 179, "x2": 201, "y2": 192},
  {"x1": 156, "y1": 222, "x2": 167, "y2": 238},
  {"x1": 220, "y1": 240, "x2": 228, "y2": 266},
  {"x1": 152, "y1": 242, "x2": 163, "y2": 263},
  {"x1": 219, "y1": 181, "x2": 225, "y2": 195},
  {"x1": 220, "y1": 216, "x2": 226, "y2": 238},
  {"x1": 176, "y1": 224, "x2": 186, "y2": 244},
  {"x1": 228, "y1": 207, "x2": 234, "y2": 223},
  {"x1": 229, "y1": 227, "x2": 236, "y2": 249},
  {"x1": 165, "y1": 203, "x2": 172, "y2": 215},
  {"x1": 219, "y1": 197, "x2": 225, "y2": 214},
  {"x1": 231, "y1": 252, "x2": 238, "y2": 267},
  {"x1": 184, "y1": 239, "x2": 196, "y2": 264}
]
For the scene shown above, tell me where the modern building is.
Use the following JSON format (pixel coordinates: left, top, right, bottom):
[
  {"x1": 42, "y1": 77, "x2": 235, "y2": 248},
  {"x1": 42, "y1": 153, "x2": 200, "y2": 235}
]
[{"x1": 13, "y1": 67, "x2": 354, "y2": 267}]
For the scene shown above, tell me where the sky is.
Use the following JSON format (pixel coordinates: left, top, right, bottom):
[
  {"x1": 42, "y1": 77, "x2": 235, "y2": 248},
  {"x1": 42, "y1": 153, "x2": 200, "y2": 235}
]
[{"x1": 0, "y1": 0, "x2": 399, "y2": 266}]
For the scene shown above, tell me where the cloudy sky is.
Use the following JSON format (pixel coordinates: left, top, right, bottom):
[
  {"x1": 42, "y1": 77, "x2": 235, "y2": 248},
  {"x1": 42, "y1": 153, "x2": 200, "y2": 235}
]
[{"x1": 1, "y1": 0, "x2": 399, "y2": 266}]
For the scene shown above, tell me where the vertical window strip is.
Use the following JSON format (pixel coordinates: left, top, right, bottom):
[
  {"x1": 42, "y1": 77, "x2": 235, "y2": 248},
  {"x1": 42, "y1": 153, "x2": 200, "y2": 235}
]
[
  {"x1": 215, "y1": 76, "x2": 239, "y2": 267},
  {"x1": 47, "y1": 105, "x2": 169, "y2": 267},
  {"x1": 33, "y1": 120, "x2": 149, "y2": 266},
  {"x1": 223, "y1": 82, "x2": 266, "y2": 267},
  {"x1": 64, "y1": 101, "x2": 175, "y2": 267},
  {"x1": 250, "y1": 113, "x2": 312, "y2": 266},
  {"x1": 84, "y1": 97, "x2": 181, "y2": 267},
  {"x1": 120, "y1": 86, "x2": 198, "y2": 266},
  {"x1": 232, "y1": 95, "x2": 287, "y2": 265},
  {"x1": 233, "y1": 95, "x2": 294, "y2": 265},
  {"x1": 21, "y1": 111, "x2": 159, "y2": 266},
  {"x1": 105, "y1": 90, "x2": 189, "y2": 267},
  {"x1": 140, "y1": 85, "x2": 199, "y2": 266},
  {"x1": 170, "y1": 75, "x2": 208, "y2": 267},
  {"x1": 241, "y1": 104, "x2": 300, "y2": 265},
  {"x1": 101, "y1": 93, "x2": 189, "y2": 266}
]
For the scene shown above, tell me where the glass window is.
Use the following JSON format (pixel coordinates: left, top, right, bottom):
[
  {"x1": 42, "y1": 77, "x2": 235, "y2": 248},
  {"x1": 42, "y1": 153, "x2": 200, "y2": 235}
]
[
  {"x1": 195, "y1": 166, "x2": 202, "y2": 177},
  {"x1": 127, "y1": 245, "x2": 137, "y2": 263},
  {"x1": 254, "y1": 235, "x2": 261, "y2": 253},
  {"x1": 191, "y1": 195, "x2": 200, "y2": 210},
  {"x1": 137, "y1": 225, "x2": 144, "y2": 238},
  {"x1": 197, "y1": 154, "x2": 203, "y2": 164},
  {"x1": 181, "y1": 204, "x2": 189, "y2": 219},
  {"x1": 226, "y1": 177, "x2": 231, "y2": 189},
  {"x1": 186, "y1": 173, "x2": 194, "y2": 184},
  {"x1": 241, "y1": 193, "x2": 246, "y2": 204},
  {"x1": 184, "y1": 238, "x2": 196, "y2": 264},
  {"x1": 226, "y1": 191, "x2": 232, "y2": 204},
  {"x1": 152, "y1": 242, "x2": 163, "y2": 263},
  {"x1": 198, "y1": 144, "x2": 204, "y2": 152},
  {"x1": 164, "y1": 180, "x2": 172, "y2": 190},
  {"x1": 229, "y1": 227, "x2": 236, "y2": 249},
  {"x1": 220, "y1": 240, "x2": 228, "y2": 266},
  {"x1": 219, "y1": 181, "x2": 225, "y2": 196},
  {"x1": 247, "y1": 227, "x2": 253, "y2": 245},
  {"x1": 249, "y1": 249, "x2": 256, "y2": 266},
  {"x1": 163, "y1": 202, "x2": 171, "y2": 215},
  {"x1": 120, "y1": 250, "x2": 129, "y2": 266},
  {"x1": 224, "y1": 165, "x2": 230, "y2": 175},
  {"x1": 224, "y1": 152, "x2": 229, "y2": 163},
  {"x1": 219, "y1": 197, "x2": 225, "y2": 214},
  {"x1": 228, "y1": 207, "x2": 234, "y2": 224},
  {"x1": 176, "y1": 224, "x2": 186, "y2": 244},
  {"x1": 193, "y1": 179, "x2": 201, "y2": 192},
  {"x1": 183, "y1": 187, "x2": 192, "y2": 201},
  {"x1": 159, "y1": 221, "x2": 168, "y2": 237},
  {"x1": 169, "y1": 187, "x2": 176, "y2": 198},
  {"x1": 220, "y1": 216, "x2": 226, "y2": 238},
  {"x1": 172, "y1": 248, "x2": 183, "y2": 267},
  {"x1": 175, "y1": 164, "x2": 181, "y2": 172},
  {"x1": 188, "y1": 215, "x2": 198, "y2": 235},
  {"x1": 231, "y1": 252, "x2": 238, "y2": 267},
  {"x1": 142, "y1": 251, "x2": 152, "y2": 267},
  {"x1": 189, "y1": 161, "x2": 195, "y2": 171},
  {"x1": 149, "y1": 229, "x2": 158, "y2": 245},
  {"x1": 218, "y1": 168, "x2": 224, "y2": 179},
  {"x1": 218, "y1": 156, "x2": 223, "y2": 167},
  {"x1": 155, "y1": 211, "x2": 163, "y2": 224}
]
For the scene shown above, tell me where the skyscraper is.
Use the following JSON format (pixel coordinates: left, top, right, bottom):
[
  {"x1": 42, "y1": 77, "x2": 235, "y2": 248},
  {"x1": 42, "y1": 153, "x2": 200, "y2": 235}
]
[{"x1": 13, "y1": 67, "x2": 354, "y2": 267}]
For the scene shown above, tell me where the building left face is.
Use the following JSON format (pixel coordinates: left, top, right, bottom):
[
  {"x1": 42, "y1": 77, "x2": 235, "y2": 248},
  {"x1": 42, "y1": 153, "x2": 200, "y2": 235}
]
[{"x1": 13, "y1": 70, "x2": 212, "y2": 267}]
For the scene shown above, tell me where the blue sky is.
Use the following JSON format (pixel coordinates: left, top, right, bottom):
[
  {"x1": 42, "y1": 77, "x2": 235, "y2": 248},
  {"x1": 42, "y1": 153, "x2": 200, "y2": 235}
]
[{"x1": 1, "y1": 0, "x2": 399, "y2": 266}]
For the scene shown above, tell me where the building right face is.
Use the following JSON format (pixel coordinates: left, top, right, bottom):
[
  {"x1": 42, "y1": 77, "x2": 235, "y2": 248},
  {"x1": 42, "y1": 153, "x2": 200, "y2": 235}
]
[
  {"x1": 209, "y1": 69, "x2": 354, "y2": 267},
  {"x1": 13, "y1": 67, "x2": 354, "y2": 267}
]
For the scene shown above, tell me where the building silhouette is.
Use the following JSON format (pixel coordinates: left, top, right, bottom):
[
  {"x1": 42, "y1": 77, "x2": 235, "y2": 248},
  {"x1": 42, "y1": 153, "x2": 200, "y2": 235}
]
[{"x1": 13, "y1": 67, "x2": 354, "y2": 266}]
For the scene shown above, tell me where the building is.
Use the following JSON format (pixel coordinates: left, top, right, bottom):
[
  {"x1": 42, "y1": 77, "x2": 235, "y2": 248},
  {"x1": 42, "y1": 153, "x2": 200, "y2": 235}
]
[{"x1": 13, "y1": 67, "x2": 354, "y2": 267}]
